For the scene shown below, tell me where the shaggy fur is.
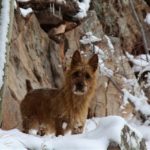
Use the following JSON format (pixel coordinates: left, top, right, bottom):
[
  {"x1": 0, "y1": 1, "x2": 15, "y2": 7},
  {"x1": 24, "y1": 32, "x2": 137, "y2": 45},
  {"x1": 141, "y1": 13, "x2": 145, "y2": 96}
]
[{"x1": 20, "y1": 50, "x2": 98, "y2": 136}]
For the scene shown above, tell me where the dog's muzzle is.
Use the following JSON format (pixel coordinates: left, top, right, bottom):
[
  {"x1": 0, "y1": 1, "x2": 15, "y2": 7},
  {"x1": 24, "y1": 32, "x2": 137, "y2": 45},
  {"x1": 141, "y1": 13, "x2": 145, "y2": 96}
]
[{"x1": 73, "y1": 82, "x2": 87, "y2": 95}]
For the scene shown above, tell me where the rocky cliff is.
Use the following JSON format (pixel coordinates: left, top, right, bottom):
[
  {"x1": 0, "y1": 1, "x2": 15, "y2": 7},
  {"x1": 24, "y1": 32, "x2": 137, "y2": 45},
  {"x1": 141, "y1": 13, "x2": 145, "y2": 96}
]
[
  {"x1": 3, "y1": 0, "x2": 148, "y2": 129},
  {"x1": 1, "y1": 0, "x2": 150, "y2": 140}
]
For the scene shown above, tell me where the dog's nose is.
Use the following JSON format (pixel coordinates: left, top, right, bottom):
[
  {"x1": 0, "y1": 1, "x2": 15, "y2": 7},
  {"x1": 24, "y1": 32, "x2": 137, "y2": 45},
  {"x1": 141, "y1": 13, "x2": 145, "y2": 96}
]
[{"x1": 76, "y1": 82, "x2": 84, "y2": 91}]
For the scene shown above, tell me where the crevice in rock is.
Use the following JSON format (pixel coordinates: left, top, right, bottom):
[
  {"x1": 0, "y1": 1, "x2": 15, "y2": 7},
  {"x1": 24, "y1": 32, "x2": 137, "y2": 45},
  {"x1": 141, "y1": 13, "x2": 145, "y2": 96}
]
[
  {"x1": 33, "y1": 68, "x2": 42, "y2": 84},
  {"x1": 131, "y1": 38, "x2": 145, "y2": 56}
]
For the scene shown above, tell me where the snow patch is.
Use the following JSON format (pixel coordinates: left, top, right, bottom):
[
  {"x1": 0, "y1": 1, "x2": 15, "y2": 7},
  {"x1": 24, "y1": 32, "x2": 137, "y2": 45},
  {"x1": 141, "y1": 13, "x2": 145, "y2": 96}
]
[
  {"x1": 104, "y1": 35, "x2": 115, "y2": 53},
  {"x1": 122, "y1": 89, "x2": 150, "y2": 116},
  {"x1": 0, "y1": 0, "x2": 11, "y2": 90},
  {"x1": 80, "y1": 32, "x2": 101, "y2": 44},
  {"x1": 98, "y1": 58, "x2": 114, "y2": 77},
  {"x1": 79, "y1": 32, "x2": 114, "y2": 77},
  {"x1": 74, "y1": 0, "x2": 91, "y2": 19},
  {"x1": 14, "y1": 0, "x2": 17, "y2": 9},
  {"x1": 0, "y1": 116, "x2": 139, "y2": 150},
  {"x1": 126, "y1": 52, "x2": 150, "y2": 72}
]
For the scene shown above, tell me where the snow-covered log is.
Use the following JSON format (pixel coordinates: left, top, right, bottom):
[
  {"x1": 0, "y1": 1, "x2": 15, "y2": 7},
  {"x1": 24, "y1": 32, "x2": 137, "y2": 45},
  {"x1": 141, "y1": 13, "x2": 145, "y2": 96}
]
[{"x1": 0, "y1": 0, "x2": 14, "y2": 123}]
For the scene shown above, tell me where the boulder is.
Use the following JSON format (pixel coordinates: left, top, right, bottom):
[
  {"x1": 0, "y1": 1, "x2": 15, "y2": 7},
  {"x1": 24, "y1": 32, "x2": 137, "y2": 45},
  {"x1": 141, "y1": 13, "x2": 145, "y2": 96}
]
[{"x1": 108, "y1": 125, "x2": 146, "y2": 150}]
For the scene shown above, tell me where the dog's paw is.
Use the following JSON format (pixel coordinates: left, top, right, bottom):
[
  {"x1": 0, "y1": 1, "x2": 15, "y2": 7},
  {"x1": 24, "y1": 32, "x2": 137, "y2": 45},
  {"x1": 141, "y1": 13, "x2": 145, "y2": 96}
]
[
  {"x1": 37, "y1": 124, "x2": 48, "y2": 136},
  {"x1": 72, "y1": 125, "x2": 84, "y2": 134}
]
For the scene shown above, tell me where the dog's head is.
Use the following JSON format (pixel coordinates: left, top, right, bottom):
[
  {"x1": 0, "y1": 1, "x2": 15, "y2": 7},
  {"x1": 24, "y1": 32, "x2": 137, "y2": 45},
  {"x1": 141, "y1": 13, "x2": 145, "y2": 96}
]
[{"x1": 69, "y1": 50, "x2": 98, "y2": 96}]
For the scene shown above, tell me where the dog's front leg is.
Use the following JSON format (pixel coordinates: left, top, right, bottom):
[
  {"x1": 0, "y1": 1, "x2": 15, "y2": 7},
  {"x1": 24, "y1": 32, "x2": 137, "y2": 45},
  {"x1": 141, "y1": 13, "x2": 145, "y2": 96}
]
[
  {"x1": 72, "y1": 121, "x2": 84, "y2": 134},
  {"x1": 55, "y1": 117, "x2": 69, "y2": 136}
]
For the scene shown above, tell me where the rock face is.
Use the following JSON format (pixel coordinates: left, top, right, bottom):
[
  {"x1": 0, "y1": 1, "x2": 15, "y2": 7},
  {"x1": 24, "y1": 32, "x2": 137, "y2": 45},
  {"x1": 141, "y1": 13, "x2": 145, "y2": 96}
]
[
  {"x1": 92, "y1": 0, "x2": 150, "y2": 54},
  {"x1": 1, "y1": 0, "x2": 149, "y2": 133},
  {"x1": 2, "y1": 12, "x2": 64, "y2": 129}
]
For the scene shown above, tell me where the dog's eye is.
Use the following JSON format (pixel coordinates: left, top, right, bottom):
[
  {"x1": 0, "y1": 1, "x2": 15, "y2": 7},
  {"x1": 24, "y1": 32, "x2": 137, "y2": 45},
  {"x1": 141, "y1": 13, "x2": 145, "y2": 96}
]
[
  {"x1": 72, "y1": 71, "x2": 80, "y2": 78},
  {"x1": 85, "y1": 73, "x2": 91, "y2": 80}
]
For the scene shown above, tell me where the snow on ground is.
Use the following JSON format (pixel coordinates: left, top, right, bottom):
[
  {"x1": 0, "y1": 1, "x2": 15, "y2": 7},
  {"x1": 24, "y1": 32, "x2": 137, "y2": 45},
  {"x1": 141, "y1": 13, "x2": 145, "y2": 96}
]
[
  {"x1": 0, "y1": 116, "x2": 141, "y2": 150},
  {"x1": 74, "y1": 0, "x2": 91, "y2": 19},
  {"x1": 20, "y1": 8, "x2": 33, "y2": 17},
  {"x1": 144, "y1": 13, "x2": 150, "y2": 25},
  {"x1": 0, "y1": 0, "x2": 11, "y2": 90}
]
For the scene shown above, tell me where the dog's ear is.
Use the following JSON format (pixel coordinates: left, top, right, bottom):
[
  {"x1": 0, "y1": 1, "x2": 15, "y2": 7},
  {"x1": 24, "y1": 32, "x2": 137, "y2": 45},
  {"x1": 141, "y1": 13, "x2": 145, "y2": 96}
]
[
  {"x1": 88, "y1": 54, "x2": 98, "y2": 72},
  {"x1": 71, "y1": 50, "x2": 82, "y2": 68}
]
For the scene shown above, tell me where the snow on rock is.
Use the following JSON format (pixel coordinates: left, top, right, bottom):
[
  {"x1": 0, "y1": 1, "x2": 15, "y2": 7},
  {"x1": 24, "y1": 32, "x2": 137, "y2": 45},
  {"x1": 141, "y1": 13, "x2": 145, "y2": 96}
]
[
  {"x1": 98, "y1": 58, "x2": 114, "y2": 77},
  {"x1": 104, "y1": 35, "x2": 115, "y2": 54},
  {"x1": 125, "y1": 52, "x2": 150, "y2": 89},
  {"x1": 83, "y1": 116, "x2": 128, "y2": 144},
  {"x1": 79, "y1": 32, "x2": 113, "y2": 77},
  {"x1": 14, "y1": 0, "x2": 17, "y2": 9},
  {"x1": 126, "y1": 52, "x2": 150, "y2": 72},
  {"x1": 128, "y1": 120, "x2": 150, "y2": 150},
  {"x1": 122, "y1": 89, "x2": 150, "y2": 116},
  {"x1": 74, "y1": 0, "x2": 91, "y2": 19},
  {"x1": 80, "y1": 32, "x2": 101, "y2": 44},
  {"x1": 144, "y1": 13, "x2": 150, "y2": 25},
  {"x1": 0, "y1": 0, "x2": 11, "y2": 90},
  {"x1": 0, "y1": 129, "x2": 44, "y2": 150},
  {"x1": 0, "y1": 116, "x2": 143, "y2": 150},
  {"x1": 93, "y1": 44, "x2": 113, "y2": 77},
  {"x1": 143, "y1": 72, "x2": 150, "y2": 88},
  {"x1": 20, "y1": 8, "x2": 33, "y2": 17}
]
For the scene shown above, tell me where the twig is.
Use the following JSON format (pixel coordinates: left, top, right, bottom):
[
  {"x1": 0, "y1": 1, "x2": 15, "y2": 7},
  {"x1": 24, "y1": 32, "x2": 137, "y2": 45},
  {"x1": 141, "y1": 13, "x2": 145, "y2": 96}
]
[
  {"x1": 107, "y1": 76, "x2": 123, "y2": 95},
  {"x1": 129, "y1": 0, "x2": 150, "y2": 62}
]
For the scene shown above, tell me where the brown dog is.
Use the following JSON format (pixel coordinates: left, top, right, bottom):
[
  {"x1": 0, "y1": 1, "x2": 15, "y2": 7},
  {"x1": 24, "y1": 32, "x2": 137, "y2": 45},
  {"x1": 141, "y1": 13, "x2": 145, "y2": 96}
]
[{"x1": 20, "y1": 50, "x2": 98, "y2": 136}]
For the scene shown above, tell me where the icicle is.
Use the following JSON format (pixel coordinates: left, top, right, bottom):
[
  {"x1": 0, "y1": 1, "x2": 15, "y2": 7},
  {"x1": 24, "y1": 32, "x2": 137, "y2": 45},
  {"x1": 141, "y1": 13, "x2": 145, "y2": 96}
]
[{"x1": 52, "y1": 3, "x2": 55, "y2": 15}]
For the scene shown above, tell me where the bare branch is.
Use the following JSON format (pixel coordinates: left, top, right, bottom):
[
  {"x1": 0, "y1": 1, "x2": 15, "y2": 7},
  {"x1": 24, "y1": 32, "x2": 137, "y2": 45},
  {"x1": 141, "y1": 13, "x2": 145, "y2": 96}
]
[{"x1": 129, "y1": 0, "x2": 150, "y2": 61}]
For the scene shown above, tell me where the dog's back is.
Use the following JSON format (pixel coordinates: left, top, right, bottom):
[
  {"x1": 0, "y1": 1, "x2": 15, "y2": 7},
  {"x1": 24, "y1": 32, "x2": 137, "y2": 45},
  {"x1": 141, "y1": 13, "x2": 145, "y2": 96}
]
[{"x1": 21, "y1": 84, "x2": 59, "y2": 135}]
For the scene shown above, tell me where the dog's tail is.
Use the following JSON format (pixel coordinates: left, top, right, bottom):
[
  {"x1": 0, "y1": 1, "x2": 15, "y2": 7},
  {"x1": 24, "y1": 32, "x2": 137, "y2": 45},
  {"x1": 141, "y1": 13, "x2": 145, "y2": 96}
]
[{"x1": 26, "y1": 79, "x2": 33, "y2": 92}]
